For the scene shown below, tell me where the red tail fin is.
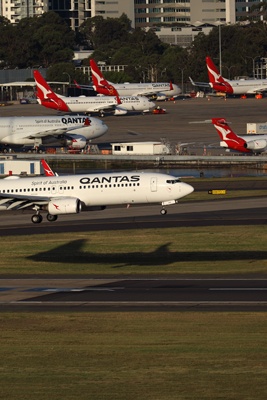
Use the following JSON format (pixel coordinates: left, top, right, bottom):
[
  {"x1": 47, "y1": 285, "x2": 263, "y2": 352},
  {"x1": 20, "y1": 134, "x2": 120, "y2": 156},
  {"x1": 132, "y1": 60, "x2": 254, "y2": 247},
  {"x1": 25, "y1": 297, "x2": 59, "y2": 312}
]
[
  {"x1": 33, "y1": 70, "x2": 69, "y2": 112},
  {"x1": 34, "y1": 70, "x2": 57, "y2": 101},
  {"x1": 206, "y1": 57, "x2": 225, "y2": 84},
  {"x1": 170, "y1": 81, "x2": 174, "y2": 91},
  {"x1": 41, "y1": 159, "x2": 55, "y2": 177},
  {"x1": 212, "y1": 118, "x2": 249, "y2": 152},
  {"x1": 90, "y1": 59, "x2": 110, "y2": 87}
]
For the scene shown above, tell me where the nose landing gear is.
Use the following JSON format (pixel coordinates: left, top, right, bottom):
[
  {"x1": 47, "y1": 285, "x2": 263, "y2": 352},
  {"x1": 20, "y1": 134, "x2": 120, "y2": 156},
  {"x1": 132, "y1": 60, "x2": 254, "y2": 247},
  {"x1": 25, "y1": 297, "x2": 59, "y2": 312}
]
[{"x1": 160, "y1": 208, "x2": 167, "y2": 215}]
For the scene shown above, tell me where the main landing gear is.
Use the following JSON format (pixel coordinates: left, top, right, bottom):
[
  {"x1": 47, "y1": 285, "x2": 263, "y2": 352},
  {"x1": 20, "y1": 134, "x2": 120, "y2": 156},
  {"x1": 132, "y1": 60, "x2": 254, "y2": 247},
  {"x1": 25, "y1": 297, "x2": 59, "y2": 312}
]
[
  {"x1": 160, "y1": 208, "x2": 167, "y2": 215},
  {"x1": 31, "y1": 213, "x2": 58, "y2": 224}
]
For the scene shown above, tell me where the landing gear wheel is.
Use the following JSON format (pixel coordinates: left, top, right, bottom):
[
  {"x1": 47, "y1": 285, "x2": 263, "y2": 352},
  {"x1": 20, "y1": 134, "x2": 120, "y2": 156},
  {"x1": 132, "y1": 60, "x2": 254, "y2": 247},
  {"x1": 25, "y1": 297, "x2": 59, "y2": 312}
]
[
  {"x1": 47, "y1": 214, "x2": 58, "y2": 222},
  {"x1": 160, "y1": 208, "x2": 167, "y2": 215},
  {"x1": 99, "y1": 112, "x2": 105, "y2": 118},
  {"x1": 31, "y1": 214, "x2": 43, "y2": 224}
]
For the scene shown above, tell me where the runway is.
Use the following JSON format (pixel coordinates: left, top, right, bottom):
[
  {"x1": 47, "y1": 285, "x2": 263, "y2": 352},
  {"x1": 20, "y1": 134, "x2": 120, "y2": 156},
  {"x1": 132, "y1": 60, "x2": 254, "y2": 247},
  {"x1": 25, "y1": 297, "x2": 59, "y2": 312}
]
[{"x1": 1, "y1": 277, "x2": 267, "y2": 311}]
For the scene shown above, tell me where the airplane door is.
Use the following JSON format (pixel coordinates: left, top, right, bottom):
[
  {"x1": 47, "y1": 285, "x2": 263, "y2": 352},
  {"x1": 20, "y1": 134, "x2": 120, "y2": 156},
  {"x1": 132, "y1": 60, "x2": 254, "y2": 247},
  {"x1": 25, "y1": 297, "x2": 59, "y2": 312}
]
[{"x1": 150, "y1": 177, "x2": 157, "y2": 192}]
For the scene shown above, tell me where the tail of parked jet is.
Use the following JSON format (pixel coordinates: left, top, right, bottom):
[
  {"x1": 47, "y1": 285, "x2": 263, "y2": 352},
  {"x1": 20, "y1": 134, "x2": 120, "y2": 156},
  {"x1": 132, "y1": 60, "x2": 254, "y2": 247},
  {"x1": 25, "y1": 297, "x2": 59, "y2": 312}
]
[
  {"x1": 41, "y1": 159, "x2": 55, "y2": 176},
  {"x1": 206, "y1": 57, "x2": 226, "y2": 84},
  {"x1": 211, "y1": 118, "x2": 249, "y2": 153},
  {"x1": 34, "y1": 70, "x2": 69, "y2": 112},
  {"x1": 90, "y1": 59, "x2": 117, "y2": 95}
]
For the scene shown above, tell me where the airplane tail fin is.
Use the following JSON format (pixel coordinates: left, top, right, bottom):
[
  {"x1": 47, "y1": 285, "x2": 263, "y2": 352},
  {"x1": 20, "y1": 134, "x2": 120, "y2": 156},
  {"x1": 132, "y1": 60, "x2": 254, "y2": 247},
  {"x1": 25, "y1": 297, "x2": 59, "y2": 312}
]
[
  {"x1": 41, "y1": 159, "x2": 55, "y2": 177},
  {"x1": 211, "y1": 118, "x2": 246, "y2": 147},
  {"x1": 170, "y1": 81, "x2": 174, "y2": 91},
  {"x1": 90, "y1": 59, "x2": 110, "y2": 87},
  {"x1": 34, "y1": 70, "x2": 57, "y2": 101},
  {"x1": 84, "y1": 117, "x2": 91, "y2": 126},
  {"x1": 206, "y1": 57, "x2": 226, "y2": 84}
]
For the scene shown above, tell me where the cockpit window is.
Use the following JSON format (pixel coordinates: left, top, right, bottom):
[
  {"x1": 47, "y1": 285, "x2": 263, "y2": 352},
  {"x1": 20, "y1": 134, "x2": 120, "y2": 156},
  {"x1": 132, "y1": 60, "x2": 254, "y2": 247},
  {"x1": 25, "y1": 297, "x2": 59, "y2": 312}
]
[{"x1": 166, "y1": 179, "x2": 181, "y2": 184}]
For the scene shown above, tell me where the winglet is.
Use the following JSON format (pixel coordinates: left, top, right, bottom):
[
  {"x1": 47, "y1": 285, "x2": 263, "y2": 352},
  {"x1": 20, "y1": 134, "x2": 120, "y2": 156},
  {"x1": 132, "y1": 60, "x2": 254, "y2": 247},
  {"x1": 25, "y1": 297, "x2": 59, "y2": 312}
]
[
  {"x1": 115, "y1": 91, "x2": 122, "y2": 105},
  {"x1": 170, "y1": 81, "x2": 174, "y2": 91},
  {"x1": 84, "y1": 118, "x2": 91, "y2": 126},
  {"x1": 74, "y1": 79, "x2": 81, "y2": 89}
]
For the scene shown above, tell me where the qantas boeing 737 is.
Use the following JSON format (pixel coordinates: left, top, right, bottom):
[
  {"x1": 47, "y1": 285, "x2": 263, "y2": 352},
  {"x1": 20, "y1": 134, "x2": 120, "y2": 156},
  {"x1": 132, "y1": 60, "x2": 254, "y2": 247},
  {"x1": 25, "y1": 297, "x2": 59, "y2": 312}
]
[
  {"x1": 77, "y1": 59, "x2": 181, "y2": 100},
  {"x1": 206, "y1": 57, "x2": 267, "y2": 95},
  {"x1": 0, "y1": 115, "x2": 108, "y2": 152},
  {"x1": 0, "y1": 170, "x2": 194, "y2": 224},
  {"x1": 211, "y1": 118, "x2": 267, "y2": 153},
  {"x1": 34, "y1": 70, "x2": 155, "y2": 116}
]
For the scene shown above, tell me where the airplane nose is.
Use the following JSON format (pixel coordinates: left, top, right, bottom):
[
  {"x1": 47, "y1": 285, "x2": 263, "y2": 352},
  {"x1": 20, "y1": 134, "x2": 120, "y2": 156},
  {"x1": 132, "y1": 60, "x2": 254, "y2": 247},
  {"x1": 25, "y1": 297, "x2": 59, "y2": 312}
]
[
  {"x1": 183, "y1": 182, "x2": 194, "y2": 197},
  {"x1": 150, "y1": 101, "x2": 156, "y2": 109}
]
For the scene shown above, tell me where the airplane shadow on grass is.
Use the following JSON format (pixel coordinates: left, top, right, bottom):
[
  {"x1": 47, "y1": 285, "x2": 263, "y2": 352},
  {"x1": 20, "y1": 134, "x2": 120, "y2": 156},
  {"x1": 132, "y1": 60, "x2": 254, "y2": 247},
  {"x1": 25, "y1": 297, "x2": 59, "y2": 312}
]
[{"x1": 27, "y1": 239, "x2": 267, "y2": 268}]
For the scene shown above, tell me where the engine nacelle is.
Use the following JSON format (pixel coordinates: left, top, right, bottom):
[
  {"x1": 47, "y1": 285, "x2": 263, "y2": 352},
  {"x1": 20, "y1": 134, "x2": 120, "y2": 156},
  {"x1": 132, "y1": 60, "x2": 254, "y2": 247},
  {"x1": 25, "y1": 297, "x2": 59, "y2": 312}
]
[
  {"x1": 63, "y1": 134, "x2": 86, "y2": 149},
  {"x1": 46, "y1": 198, "x2": 81, "y2": 215},
  {"x1": 156, "y1": 93, "x2": 167, "y2": 101},
  {"x1": 244, "y1": 139, "x2": 267, "y2": 151},
  {"x1": 114, "y1": 107, "x2": 128, "y2": 116}
]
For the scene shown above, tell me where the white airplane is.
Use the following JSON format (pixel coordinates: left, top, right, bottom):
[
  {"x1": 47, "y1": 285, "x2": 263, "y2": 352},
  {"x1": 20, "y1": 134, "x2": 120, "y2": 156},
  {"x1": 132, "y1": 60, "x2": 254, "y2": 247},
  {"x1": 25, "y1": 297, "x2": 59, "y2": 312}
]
[
  {"x1": 206, "y1": 57, "x2": 267, "y2": 95},
  {"x1": 0, "y1": 170, "x2": 194, "y2": 224},
  {"x1": 81, "y1": 59, "x2": 181, "y2": 100},
  {"x1": 34, "y1": 70, "x2": 155, "y2": 117},
  {"x1": 0, "y1": 115, "x2": 108, "y2": 152}
]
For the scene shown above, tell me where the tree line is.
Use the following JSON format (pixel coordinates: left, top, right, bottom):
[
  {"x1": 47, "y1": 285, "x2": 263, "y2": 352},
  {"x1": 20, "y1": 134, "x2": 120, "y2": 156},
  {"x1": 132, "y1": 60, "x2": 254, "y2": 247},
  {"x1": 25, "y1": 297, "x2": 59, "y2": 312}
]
[{"x1": 1, "y1": 11, "x2": 267, "y2": 84}]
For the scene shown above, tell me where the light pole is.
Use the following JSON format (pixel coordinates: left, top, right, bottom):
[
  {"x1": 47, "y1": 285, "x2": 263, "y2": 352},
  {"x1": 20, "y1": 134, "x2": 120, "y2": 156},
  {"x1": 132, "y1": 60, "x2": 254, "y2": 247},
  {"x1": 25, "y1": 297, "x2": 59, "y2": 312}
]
[
  {"x1": 63, "y1": 72, "x2": 71, "y2": 86},
  {"x1": 246, "y1": 55, "x2": 260, "y2": 78},
  {"x1": 222, "y1": 65, "x2": 235, "y2": 80}
]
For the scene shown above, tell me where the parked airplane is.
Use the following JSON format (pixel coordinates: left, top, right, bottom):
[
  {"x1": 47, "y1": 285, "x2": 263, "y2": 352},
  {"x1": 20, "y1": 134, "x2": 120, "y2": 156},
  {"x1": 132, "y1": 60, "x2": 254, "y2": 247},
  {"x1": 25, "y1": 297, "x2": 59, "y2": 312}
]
[
  {"x1": 34, "y1": 70, "x2": 155, "y2": 116},
  {"x1": 212, "y1": 118, "x2": 267, "y2": 153},
  {"x1": 206, "y1": 57, "x2": 267, "y2": 95},
  {"x1": 0, "y1": 170, "x2": 194, "y2": 224},
  {"x1": 75, "y1": 59, "x2": 181, "y2": 100},
  {"x1": 0, "y1": 114, "x2": 108, "y2": 152}
]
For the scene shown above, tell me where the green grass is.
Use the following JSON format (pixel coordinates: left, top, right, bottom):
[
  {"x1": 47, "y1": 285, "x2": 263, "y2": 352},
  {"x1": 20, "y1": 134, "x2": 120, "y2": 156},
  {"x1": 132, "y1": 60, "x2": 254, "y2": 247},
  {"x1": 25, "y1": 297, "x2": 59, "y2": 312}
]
[
  {"x1": 0, "y1": 312, "x2": 267, "y2": 400},
  {"x1": 1, "y1": 225, "x2": 267, "y2": 274}
]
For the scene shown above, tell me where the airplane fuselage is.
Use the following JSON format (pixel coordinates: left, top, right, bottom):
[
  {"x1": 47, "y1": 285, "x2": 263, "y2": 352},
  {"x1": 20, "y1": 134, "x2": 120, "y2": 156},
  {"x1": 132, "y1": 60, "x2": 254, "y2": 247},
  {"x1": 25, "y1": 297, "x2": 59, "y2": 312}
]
[
  {"x1": 40, "y1": 95, "x2": 155, "y2": 114},
  {"x1": 0, "y1": 115, "x2": 108, "y2": 146},
  {"x1": 210, "y1": 79, "x2": 267, "y2": 95},
  {"x1": 99, "y1": 82, "x2": 181, "y2": 98},
  {"x1": 0, "y1": 172, "x2": 194, "y2": 212}
]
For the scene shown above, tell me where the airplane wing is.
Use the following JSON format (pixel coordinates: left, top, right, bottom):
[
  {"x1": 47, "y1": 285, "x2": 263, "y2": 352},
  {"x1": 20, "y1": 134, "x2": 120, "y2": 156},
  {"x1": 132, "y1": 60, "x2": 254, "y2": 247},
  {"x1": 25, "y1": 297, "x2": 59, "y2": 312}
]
[
  {"x1": 24, "y1": 118, "x2": 91, "y2": 139},
  {"x1": 0, "y1": 192, "x2": 51, "y2": 210},
  {"x1": 189, "y1": 77, "x2": 211, "y2": 89},
  {"x1": 246, "y1": 86, "x2": 267, "y2": 94}
]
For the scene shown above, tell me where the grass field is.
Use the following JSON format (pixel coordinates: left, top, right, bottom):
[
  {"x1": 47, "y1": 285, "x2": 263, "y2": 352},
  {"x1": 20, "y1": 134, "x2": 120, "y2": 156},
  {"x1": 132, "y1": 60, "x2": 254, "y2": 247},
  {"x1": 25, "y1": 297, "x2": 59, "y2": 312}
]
[
  {"x1": 0, "y1": 312, "x2": 267, "y2": 400},
  {"x1": 1, "y1": 225, "x2": 267, "y2": 274}
]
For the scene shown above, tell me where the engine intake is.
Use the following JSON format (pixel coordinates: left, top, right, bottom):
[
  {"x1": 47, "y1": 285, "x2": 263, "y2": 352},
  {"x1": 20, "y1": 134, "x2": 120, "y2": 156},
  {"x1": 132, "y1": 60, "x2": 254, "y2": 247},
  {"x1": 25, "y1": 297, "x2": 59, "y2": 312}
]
[{"x1": 244, "y1": 139, "x2": 267, "y2": 151}]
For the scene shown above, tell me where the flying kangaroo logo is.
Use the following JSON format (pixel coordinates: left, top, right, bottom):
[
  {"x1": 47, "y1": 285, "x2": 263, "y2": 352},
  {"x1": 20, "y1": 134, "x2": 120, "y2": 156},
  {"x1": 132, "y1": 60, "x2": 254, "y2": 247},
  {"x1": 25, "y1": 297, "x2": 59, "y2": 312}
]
[
  {"x1": 44, "y1": 168, "x2": 54, "y2": 176},
  {"x1": 92, "y1": 68, "x2": 107, "y2": 86},
  {"x1": 207, "y1": 65, "x2": 221, "y2": 83},
  {"x1": 53, "y1": 203, "x2": 60, "y2": 210},
  {"x1": 36, "y1": 81, "x2": 54, "y2": 100},
  {"x1": 215, "y1": 124, "x2": 240, "y2": 144}
]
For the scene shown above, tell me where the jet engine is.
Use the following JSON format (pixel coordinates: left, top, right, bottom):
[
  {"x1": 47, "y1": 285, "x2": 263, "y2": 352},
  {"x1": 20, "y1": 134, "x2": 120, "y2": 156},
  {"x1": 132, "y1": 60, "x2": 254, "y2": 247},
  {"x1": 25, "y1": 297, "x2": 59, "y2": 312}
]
[
  {"x1": 244, "y1": 139, "x2": 267, "y2": 151},
  {"x1": 45, "y1": 198, "x2": 81, "y2": 215},
  {"x1": 62, "y1": 134, "x2": 87, "y2": 149},
  {"x1": 156, "y1": 93, "x2": 167, "y2": 101},
  {"x1": 114, "y1": 107, "x2": 128, "y2": 116}
]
